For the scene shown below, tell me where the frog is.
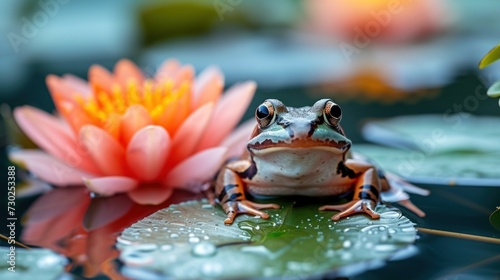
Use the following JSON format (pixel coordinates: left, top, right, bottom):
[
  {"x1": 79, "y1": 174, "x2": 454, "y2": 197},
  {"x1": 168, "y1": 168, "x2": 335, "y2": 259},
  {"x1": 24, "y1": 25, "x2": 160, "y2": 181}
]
[{"x1": 215, "y1": 99, "x2": 425, "y2": 225}]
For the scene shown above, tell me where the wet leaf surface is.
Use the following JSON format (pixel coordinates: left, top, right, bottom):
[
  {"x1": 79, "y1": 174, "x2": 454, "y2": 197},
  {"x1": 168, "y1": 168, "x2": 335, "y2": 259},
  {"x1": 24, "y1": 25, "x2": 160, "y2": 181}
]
[
  {"x1": 359, "y1": 115, "x2": 500, "y2": 186},
  {"x1": 0, "y1": 248, "x2": 67, "y2": 280},
  {"x1": 354, "y1": 144, "x2": 500, "y2": 186},
  {"x1": 117, "y1": 198, "x2": 417, "y2": 279}
]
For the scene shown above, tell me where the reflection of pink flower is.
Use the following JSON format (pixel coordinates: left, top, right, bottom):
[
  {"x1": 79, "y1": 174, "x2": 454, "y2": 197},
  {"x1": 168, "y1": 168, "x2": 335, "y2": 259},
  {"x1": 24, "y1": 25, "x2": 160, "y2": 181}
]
[
  {"x1": 21, "y1": 187, "x2": 199, "y2": 278},
  {"x1": 307, "y1": 0, "x2": 448, "y2": 44},
  {"x1": 10, "y1": 59, "x2": 255, "y2": 204}
]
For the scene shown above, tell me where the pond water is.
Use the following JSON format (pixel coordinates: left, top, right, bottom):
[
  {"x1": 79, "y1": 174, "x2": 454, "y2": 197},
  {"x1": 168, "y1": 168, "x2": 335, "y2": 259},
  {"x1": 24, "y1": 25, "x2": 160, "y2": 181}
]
[{"x1": 1, "y1": 74, "x2": 500, "y2": 279}]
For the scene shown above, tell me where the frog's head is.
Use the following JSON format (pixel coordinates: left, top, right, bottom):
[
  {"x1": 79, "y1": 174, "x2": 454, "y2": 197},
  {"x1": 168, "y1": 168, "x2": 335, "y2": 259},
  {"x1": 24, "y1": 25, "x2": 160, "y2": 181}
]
[{"x1": 247, "y1": 99, "x2": 351, "y2": 156}]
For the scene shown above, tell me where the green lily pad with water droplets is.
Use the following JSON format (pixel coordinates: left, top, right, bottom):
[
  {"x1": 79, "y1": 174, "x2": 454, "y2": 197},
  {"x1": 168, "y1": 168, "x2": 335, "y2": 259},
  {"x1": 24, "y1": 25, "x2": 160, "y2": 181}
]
[
  {"x1": 0, "y1": 248, "x2": 67, "y2": 280},
  {"x1": 117, "y1": 198, "x2": 417, "y2": 279}
]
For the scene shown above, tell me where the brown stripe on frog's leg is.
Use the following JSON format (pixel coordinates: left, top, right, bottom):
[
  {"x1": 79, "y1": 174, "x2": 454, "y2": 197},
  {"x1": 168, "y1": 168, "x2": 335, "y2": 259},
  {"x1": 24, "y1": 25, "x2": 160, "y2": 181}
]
[
  {"x1": 320, "y1": 164, "x2": 382, "y2": 221},
  {"x1": 377, "y1": 169, "x2": 391, "y2": 192},
  {"x1": 215, "y1": 160, "x2": 279, "y2": 225}
]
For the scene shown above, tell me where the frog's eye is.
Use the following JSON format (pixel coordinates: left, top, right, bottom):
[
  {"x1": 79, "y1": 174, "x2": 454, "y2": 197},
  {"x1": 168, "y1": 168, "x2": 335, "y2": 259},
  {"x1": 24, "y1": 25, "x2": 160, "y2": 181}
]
[
  {"x1": 324, "y1": 100, "x2": 342, "y2": 126},
  {"x1": 255, "y1": 101, "x2": 275, "y2": 128}
]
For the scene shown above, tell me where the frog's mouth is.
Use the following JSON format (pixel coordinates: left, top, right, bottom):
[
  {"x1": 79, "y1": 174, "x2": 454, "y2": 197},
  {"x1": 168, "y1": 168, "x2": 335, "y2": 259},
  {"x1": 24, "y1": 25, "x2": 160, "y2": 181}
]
[{"x1": 248, "y1": 139, "x2": 351, "y2": 153}]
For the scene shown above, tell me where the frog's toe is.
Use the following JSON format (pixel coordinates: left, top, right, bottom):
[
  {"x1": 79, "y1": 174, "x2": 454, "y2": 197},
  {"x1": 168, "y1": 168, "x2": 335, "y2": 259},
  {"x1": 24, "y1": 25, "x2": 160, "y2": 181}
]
[
  {"x1": 319, "y1": 200, "x2": 357, "y2": 212},
  {"x1": 222, "y1": 200, "x2": 279, "y2": 225},
  {"x1": 321, "y1": 200, "x2": 381, "y2": 221},
  {"x1": 243, "y1": 200, "x2": 280, "y2": 210},
  {"x1": 224, "y1": 211, "x2": 237, "y2": 225}
]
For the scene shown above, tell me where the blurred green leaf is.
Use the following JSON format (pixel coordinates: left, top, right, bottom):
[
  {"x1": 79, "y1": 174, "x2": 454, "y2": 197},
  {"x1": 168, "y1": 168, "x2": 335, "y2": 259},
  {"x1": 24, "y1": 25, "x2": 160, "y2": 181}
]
[
  {"x1": 490, "y1": 207, "x2": 500, "y2": 231},
  {"x1": 487, "y1": 80, "x2": 500, "y2": 98},
  {"x1": 117, "y1": 198, "x2": 417, "y2": 279},
  {"x1": 479, "y1": 44, "x2": 500, "y2": 69}
]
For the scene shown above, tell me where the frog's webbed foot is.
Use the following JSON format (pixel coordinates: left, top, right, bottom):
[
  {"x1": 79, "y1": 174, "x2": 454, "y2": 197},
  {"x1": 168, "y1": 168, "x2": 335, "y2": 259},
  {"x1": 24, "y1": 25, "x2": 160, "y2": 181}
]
[
  {"x1": 319, "y1": 199, "x2": 380, "y2": 221},
  {"x1": 223, "y1": 200, "x2": 280, "y2": 225}
]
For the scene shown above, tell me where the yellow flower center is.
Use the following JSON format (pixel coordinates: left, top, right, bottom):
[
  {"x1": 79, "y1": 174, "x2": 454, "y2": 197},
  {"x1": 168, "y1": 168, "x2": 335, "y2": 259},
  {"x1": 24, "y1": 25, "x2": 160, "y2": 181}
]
[{"x1": 77, "y1": 78, "x2": 191, "y2": 135}]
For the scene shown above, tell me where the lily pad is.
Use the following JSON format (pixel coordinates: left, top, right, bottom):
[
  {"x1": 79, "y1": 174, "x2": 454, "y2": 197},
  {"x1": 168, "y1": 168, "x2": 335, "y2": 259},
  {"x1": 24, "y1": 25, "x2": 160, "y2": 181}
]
[
  {"x1": 360, "y1": 114, "x2": 500, "y2": 186},
  {"x1": 117, "y1": 198, "x2": 417, "y2": 279},
  {"x1": 490, "y1": 207, "x2": 500, "y2": 231},
  {"x1": 354, "y1": 144, "x2": 500, "y2": 186},
  {"x1": 362, "y1": 114, "x2": 500, "y2": 154},
  {"x1": 0, "y1": 248, "x2": 67, "y2": 280},
  {"x1": 479, "y1": 44, "x2": 500, "y2": 69}
]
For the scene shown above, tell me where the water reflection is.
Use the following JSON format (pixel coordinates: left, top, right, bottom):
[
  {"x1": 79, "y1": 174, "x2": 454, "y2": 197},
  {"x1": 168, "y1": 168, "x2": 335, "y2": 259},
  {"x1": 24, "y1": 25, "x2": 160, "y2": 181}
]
[{"x1": 20, "y1": 187, "x2": 201, "y2": 278}]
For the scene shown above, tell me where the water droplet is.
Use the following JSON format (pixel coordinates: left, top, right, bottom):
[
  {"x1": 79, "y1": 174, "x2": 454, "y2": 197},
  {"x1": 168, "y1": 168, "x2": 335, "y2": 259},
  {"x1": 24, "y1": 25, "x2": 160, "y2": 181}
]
[
  {"x1": 374, "y1": 244, "x2": 399, "y2": 252},
  {"x1": 120, "y1": 249, "x2": 154, "y2": 266},
  {"x1": 367, "y1": 221, "x2": 373, "y2": 225},
  {"x1": 170, "y1": 233, "x2": 179, "y2": 239},
  {"x1": 202, "y1": 204, "x2": 213, "y2": 209},
  {"x1": 342, "y1": 240, "x2": 352, "y2": 248},
  {"x1": 172, "y1": 210, "x2": 182, "y2": 215},
  {"x1": 388, "y1": 229, "x2": 397, "y2": 234},
  {"x1": 379, "y1": 226, "x2": 386, "y2": 231},
  {"x1": 192, "y1": 241, "x2": 217, "y2": 257},
  {"x1": 135, "y1": 243, "x2": 158, "y2": 253},
  {"x1": 189, "y1": 237, "x2": 200, "y2": 243}
]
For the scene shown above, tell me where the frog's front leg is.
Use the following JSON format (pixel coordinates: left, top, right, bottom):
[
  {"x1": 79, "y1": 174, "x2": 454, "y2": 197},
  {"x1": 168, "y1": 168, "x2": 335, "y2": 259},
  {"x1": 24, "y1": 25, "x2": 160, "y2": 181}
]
[
  {"x1": 320, "y1": 160, "x2": 381, "y2": 221},
  {"x1": 216, "y1": 160, "x2": 280, "y2": 225}
]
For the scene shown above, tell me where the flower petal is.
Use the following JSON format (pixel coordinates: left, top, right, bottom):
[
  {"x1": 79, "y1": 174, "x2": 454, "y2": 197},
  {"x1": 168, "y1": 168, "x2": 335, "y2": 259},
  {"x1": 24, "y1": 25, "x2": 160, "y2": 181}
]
[
  {"x1": 114, "y1": 59, "x2": 145, "y2": 86},
  {"x1": 155, "y1": 59, "x2": 181, "y2": 82},
  {"x1": 83, "y1": 176, "x2": 139, "y2": 196},
  {"x1": 192, "y1": 66, "x2": 224, "y2": 110},
  {"x1": 62, "y1": 74, "x2": 92, "y2": 96},
  {"x1": 9, "y1": 150, "x2": 93, "y2": 186},
  {"x1": 58, "y1": 100, "x2": 95, "y2": 133},
  {"x1": 164, "y1": 147, "x2": 227, "y2": 191},
  {"x1": 220, "y1": 118, "x2": 255, "y2": 159},
  {"x1": 195, "y1": 81, "x2": 256, "y2": 152},
  {"x1": 173, "y1": 65, "x2": 195, "y2": 88},
  {"x1": 127, "y1": 185, "x2": 173, "y2": 205},
  {"x1": 126, "y1": 125, "x2": 171, "y2": 181},
  {"x1": 120, "y1": 105, "x2": 153, "y2": 144},
  {"x1": 46, "y1": 75, "x2": 79, "y2": 104},
  {"x1": 168, "y1": 103, "x2": 214, "y2": 167},
  {"x1": 89, "y1": 64, "x2": 115, "y2": 93},
  {"x1": 14, "y1": 106, "x2": 101, "y2": 174},
  {"x1": 79, "y1": 125, "x2": 128, "y2": 176}
]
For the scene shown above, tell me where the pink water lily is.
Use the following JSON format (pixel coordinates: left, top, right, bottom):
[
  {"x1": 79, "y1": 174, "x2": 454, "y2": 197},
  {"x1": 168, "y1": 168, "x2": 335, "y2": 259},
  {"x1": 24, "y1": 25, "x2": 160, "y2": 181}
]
[{"x1": 10, "y1": 59, "x2": 256, "y2": 205}]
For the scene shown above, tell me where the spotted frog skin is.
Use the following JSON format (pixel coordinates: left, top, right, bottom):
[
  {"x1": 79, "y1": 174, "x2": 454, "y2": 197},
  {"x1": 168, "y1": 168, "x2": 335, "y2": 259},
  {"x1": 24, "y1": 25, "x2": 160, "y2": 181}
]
[{"x1": 216, "y1": 99, "x2": 404, "y2": 225}]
